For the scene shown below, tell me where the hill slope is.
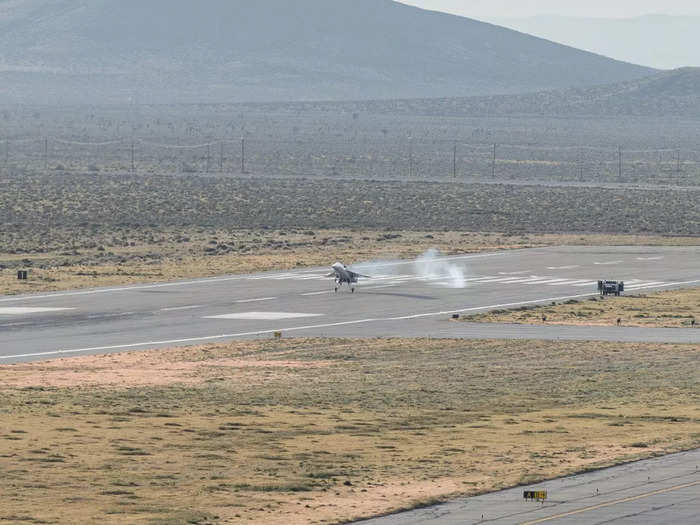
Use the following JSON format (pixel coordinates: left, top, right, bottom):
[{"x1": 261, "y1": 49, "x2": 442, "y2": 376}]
[
  {"x1": 490, "y1": 15, "x2": 700, "y2": 70},
  {"x1": 465, "y1": 67, "x2": 700, "y2": 117},
  {"x1": 0, "y1": 0, "x2": 654, "y2": 104},
  {"x1": 297, "y1": 68, "x2": 700, "y2": 118}
]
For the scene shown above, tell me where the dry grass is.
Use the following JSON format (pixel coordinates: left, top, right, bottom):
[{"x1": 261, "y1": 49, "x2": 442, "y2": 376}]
[
  {"x1": 2, "y1": 228, "x2": 698, "y2": 296},
  {"x1": 465, "y1": 286, "x2": 700, "y2": 328},
  {"x1": 1, "y1": 338, "x2": 698, "y2": 524}
]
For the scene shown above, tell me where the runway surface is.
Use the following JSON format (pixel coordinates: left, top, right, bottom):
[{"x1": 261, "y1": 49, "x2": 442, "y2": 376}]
[
  {"x1": 356, "y1": 449, "x2": 700, "y2": 525},
  {"x1": 1, "y1": 245, "x2": 699, "y2": 364}
]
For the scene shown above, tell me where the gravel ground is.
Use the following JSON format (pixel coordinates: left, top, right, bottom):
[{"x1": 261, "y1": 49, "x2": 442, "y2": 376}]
[{"x1": 1, "y1": 172, "x2": 698, "y2": 236}]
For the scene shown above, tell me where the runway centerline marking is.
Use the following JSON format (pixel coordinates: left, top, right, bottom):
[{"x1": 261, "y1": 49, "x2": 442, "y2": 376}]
[
  {"x1": 2, "y1": 279, "x2": 698, "y2": 362},
  {"x1": 594, "y1": 260, "x2": 623, "y2": 265},
  {"x1": 204, "y1": 312, "x2": 323, "y2": 321},
  {"x1": 0, "y1": 307, "x2": 75, "y2": 315},
  {"x1": 234, "y1": 297, "x2": 277, "y2": 304},
  {"x1": 519, "y1": 480, "x2": 700, "y2": 525},
  {"x1": 160, "y1": 305, "x2": 204, "y2": 312}
]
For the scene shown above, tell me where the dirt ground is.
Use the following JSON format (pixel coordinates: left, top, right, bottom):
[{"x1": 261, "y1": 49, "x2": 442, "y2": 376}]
[
  {"x1": 2, "y1": 228, "x2": 698, "y2": 296},
  {"x1": 1, "y1": 338, "x2": 698, "y2": 524},
  {"x1": 463, "y1": 286, "x2": 700, "y2": 328}
]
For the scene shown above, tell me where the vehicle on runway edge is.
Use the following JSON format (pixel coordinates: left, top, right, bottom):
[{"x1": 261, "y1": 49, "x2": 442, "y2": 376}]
[
  {"x1": 327, "y1": 262, "x2": 371, "y2": 293},
  {"x1": 598, "y1": 280, "x2": 625, "y2": 296}
]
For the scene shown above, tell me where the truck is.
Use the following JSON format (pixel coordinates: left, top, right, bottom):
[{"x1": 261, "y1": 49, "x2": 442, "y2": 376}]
[{"x1": 598, "y1": 280, "x2": 624, "y2": 296}]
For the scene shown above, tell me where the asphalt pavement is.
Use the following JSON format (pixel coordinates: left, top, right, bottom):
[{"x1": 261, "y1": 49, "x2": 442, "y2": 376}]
[
  {"x1": 355, "y1": 449, "x2": 700, "y2": 525},
  {"x1": 0, "y1": 245, "x2": 698, "y2": 364}
]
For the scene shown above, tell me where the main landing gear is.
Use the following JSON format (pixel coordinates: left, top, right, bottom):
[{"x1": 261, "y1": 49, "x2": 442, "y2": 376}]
[{"x1": 334, "y1": 280, "x2": 355, "y2": 293}]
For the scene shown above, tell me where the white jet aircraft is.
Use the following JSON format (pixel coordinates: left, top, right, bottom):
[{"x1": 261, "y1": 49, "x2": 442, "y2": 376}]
[{"x1": 327, "y1": 262, "x2": 371, "y2": 293}]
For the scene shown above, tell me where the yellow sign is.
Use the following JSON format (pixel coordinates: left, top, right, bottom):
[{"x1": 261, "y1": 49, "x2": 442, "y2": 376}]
[
  {"x1": 524, "y1": 490, "x2": 547, "y2": 501},
  {"x1": 273, "y1": 331, "x2": 282, "y2": 339}
]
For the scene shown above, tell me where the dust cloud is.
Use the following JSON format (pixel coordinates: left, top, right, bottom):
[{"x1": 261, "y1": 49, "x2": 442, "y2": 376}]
[
  {"x1": 352, "y1": 249, "x2": 468, "y2": 288},
  {"x1": 413, "y1": 248, "x2": 467, "y2": 288}
]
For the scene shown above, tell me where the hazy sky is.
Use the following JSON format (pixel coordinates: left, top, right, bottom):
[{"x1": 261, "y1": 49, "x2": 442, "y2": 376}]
[
  {"x1": 399, "y1": 0, "x2": 700, "y2": 69},
  {"x1": 399, "y1": 1, "x2": 700, "y2": 18}
]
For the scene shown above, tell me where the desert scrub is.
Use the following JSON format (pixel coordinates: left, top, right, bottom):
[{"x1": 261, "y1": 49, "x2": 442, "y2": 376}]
[{"x1": 0, "y1": 337, "x2": 698, "y2": 524}]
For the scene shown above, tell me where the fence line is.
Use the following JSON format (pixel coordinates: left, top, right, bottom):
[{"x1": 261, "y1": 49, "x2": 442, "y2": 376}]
[
  {"x1": 1, "y1": 135, "x2": 699, "y2": 183},
  {"x1": 4, "y1": 135, "x2": 700, "y2": 155}
]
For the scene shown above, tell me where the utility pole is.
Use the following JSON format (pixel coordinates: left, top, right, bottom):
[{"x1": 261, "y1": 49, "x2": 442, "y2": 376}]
[
  {"x1": 219, "y1": 141, "x2": 224, "y2": 172},
  {"x1": 618, "y1": 145, "x2": 622, "y2": 178},
  {"x1": 206, "y1": 144, "x2": 211, "y2": 173},
  {"x1": 491, "y1": 143, "x2": 497, "y2": 178},
  {"x1": 241, "y1": 137, "x2": 246, "y2": 173},
  {"x1": 453, "y1": 141, "x2": 457, "y2": 178},
  {"x1": 676, "y1": 149, "x2": 681, "y2": 172},
  {"x1": 4, "y1": 138, "x2": 8, "y2": 167},
  {"x1": 131, "y1": 141, "x2": 135, "y2": 174}
]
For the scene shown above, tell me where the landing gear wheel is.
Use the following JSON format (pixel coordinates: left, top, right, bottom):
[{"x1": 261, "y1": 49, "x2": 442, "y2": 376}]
[
  {"x1": 334, "y1": 287, "x2": 338, "y2": 293},
  {"x1": 351, "y1": 287, "x2": 355, "y2": 293}
]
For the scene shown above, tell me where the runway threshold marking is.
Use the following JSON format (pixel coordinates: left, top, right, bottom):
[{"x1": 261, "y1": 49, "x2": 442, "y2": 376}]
[
  {"x1": 3, "y1": 279, "x2": 699, "y2": 362},
  {"x1": 626, "y1": 282, "x2": 666, "y2": 290},
  {"x1": 572, "y1": 281, "x2": 600, "y2": 287},
  {"x1": 519, "y1": 480, "x2": 700, "y2": 525},
  {"x1": 526, "y1": 278, "x2": 571, "y2": 285}
]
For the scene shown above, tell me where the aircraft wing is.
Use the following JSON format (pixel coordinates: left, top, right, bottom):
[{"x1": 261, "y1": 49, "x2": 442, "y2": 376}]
[
  {"x1": 351, "y1": 272, "x2": 371, "y2": 279},
  {"x1": 325, "y1": 271, "x2": 337, "y2": 277}
]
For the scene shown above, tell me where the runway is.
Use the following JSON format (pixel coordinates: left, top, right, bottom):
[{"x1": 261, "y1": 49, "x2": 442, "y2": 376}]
[
  {"x1": 355, "y1": 449, "x2": 700, "y2": 525},
  {"x1": 1, "y1": 245, "x2": 699, "y2": 364}
]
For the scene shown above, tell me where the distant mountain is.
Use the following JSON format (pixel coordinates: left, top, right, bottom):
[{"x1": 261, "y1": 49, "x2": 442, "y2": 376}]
[
  {"x1": 323, "y1": 68, "x2": 700, "y2": 118},
  {"x1": 488, "y1": 15, "x2": 700, "y2": 70},
  {"x1": 0, "y1": 0, "x2": 654, "y2": 105}
]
